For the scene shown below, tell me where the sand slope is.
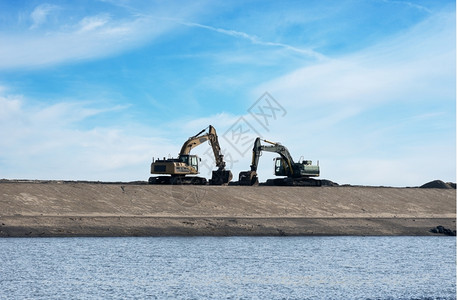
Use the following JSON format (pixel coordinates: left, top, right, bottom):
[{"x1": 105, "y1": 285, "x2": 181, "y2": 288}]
[{"x1": 0, "y1": 181, "x2": 455, "y2": 236}]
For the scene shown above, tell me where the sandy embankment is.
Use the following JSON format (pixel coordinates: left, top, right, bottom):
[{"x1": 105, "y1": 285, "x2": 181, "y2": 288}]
[{"x1": 0, "y1": 181, "x2": 455, "y2": 237}]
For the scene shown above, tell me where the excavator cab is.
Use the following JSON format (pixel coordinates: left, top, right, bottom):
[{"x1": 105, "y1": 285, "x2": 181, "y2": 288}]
[
  {"x1": 274, "y1": 158, "x2": 288, "y2": 176},
  {"x1": 179, "y1": 155, "x2": 199, "y2": 172},
  {"x1": 274, "y1": 157, "x2": 285, "y2": 176}
]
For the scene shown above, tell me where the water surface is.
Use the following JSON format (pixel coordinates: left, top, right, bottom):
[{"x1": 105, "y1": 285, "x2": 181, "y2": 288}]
[{"x1": 1, "y1": 236, "x2": 455, "y2": 299}]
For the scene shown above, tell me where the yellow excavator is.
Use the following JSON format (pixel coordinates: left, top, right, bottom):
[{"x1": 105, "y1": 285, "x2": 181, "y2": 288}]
[
  {"x1": 148, "y1": 125, "x2": 233, "y2": 185},
  {"x1": 238, "y1": 137, "x2": 321, "y2": 186}
]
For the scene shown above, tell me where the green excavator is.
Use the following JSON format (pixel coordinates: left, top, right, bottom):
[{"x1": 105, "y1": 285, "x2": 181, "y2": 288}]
[{"x1": 238, "y1": 137, "x2": 320, "y2": 186}]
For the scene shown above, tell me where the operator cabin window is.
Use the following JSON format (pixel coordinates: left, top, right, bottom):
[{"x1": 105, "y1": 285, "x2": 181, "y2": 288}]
[
  {"x1": 275, "y1": 159, "x2": 283, "y2": 173},
  {"x1": 190, "y1": 156, "x2": 198, "y2": 169}
]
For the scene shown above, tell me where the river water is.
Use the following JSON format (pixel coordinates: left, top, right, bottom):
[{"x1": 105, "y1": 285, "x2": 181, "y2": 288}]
[{"x1": 0, "y1": 236, "x2": 455, "y2": 299}]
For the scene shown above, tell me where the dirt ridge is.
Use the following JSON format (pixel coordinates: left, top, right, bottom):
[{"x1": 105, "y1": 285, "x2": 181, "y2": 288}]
[{"x1": 0, "y1": 180, "x2": 455, "y2": 237}]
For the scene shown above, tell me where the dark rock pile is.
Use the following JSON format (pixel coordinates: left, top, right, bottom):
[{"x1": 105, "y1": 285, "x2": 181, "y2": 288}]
[
  {"x1": 430, "y1": 225, "x2": 456, "y2": 236},
  {"x1": 420, "y1": 180, "x2": 456, "y2": 189}
]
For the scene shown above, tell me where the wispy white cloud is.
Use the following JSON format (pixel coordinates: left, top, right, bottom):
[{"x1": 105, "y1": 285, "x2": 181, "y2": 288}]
[
  {"x1": 0, "y1": 94, "x2": 171, "y2": 181},
  {"x1": 0, "y1": 17, "x2": 165, "y2": 69},
  {"x1": 29, "y1": 3, "x2": 60, "y2": 29},
  {"x1": 0, "y1": 3, "x2": 204, "y2": 70},
  {"x1": 254, "y1": 9, "x2": 455, "y2": 109},
  {"x1": 77, "y1": 14, "x2": 111, "y2": 32},
  {"x1": 380, "y1": 0, "x2": 432, "y2": 14},
  {"x1": 175, "y1": 20, "x2": 327, "y2": 60}
]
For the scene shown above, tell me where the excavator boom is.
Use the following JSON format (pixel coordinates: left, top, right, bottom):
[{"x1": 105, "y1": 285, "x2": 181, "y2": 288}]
[{"x1": 179, "y1": 128, "x2": 208, "y2": 155}]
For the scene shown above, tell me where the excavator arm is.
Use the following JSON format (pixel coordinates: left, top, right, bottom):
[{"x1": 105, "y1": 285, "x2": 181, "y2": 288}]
[
  {"x1": 206, "y1": 125, "x2": 227, "y2": 171},
  {"x1": 178, "y1": 125, "x2": 232, "y2": 184},
  {"x1": 179, "y1": 125, "x2": 226, "y2": 170}
]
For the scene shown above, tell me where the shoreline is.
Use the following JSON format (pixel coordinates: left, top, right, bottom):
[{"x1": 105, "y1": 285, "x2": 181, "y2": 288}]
[{"x1": 1, "y1": 216, "x2": 455, "y2": 237}]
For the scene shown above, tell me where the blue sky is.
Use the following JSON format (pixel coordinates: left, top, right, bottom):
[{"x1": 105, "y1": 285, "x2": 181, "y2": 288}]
[{"x1": 0, "y1": 0, "x2": 455, "y2": 186}]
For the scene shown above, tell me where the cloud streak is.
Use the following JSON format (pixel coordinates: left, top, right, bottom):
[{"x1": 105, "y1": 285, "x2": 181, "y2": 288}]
[
  {"x1": 176, "y1": 20, "x2": 327, "y2": 60},
  {"x1": 381, "y1": 0, "x2": 432, "y2": 14}
]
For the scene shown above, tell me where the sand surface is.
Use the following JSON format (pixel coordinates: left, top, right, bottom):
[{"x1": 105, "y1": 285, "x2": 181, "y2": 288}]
[{"x1": 0, "y1": 181, "x2": 455, "y2": 236}]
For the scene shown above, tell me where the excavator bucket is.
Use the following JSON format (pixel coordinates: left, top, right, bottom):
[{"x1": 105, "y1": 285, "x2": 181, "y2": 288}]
[
  {"x1": 209, "y1": 170, "x2": 233, "y2": 185},
  {"x1": 238, "y1": 171, "x2": 259, "y2": 186}
]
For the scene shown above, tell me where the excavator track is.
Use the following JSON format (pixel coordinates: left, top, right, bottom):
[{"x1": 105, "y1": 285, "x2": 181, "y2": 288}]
[
  {"x1": 148, "y1": 176, "x2": 207, "y2": 185},
  {"x1": 264, "y1": 177, "x2": 322, "y2": 186}
]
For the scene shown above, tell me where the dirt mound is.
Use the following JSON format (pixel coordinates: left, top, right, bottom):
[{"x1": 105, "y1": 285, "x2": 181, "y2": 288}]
[{"x1": 420, "y1": 180, "x2": 456, "y2": 189}]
